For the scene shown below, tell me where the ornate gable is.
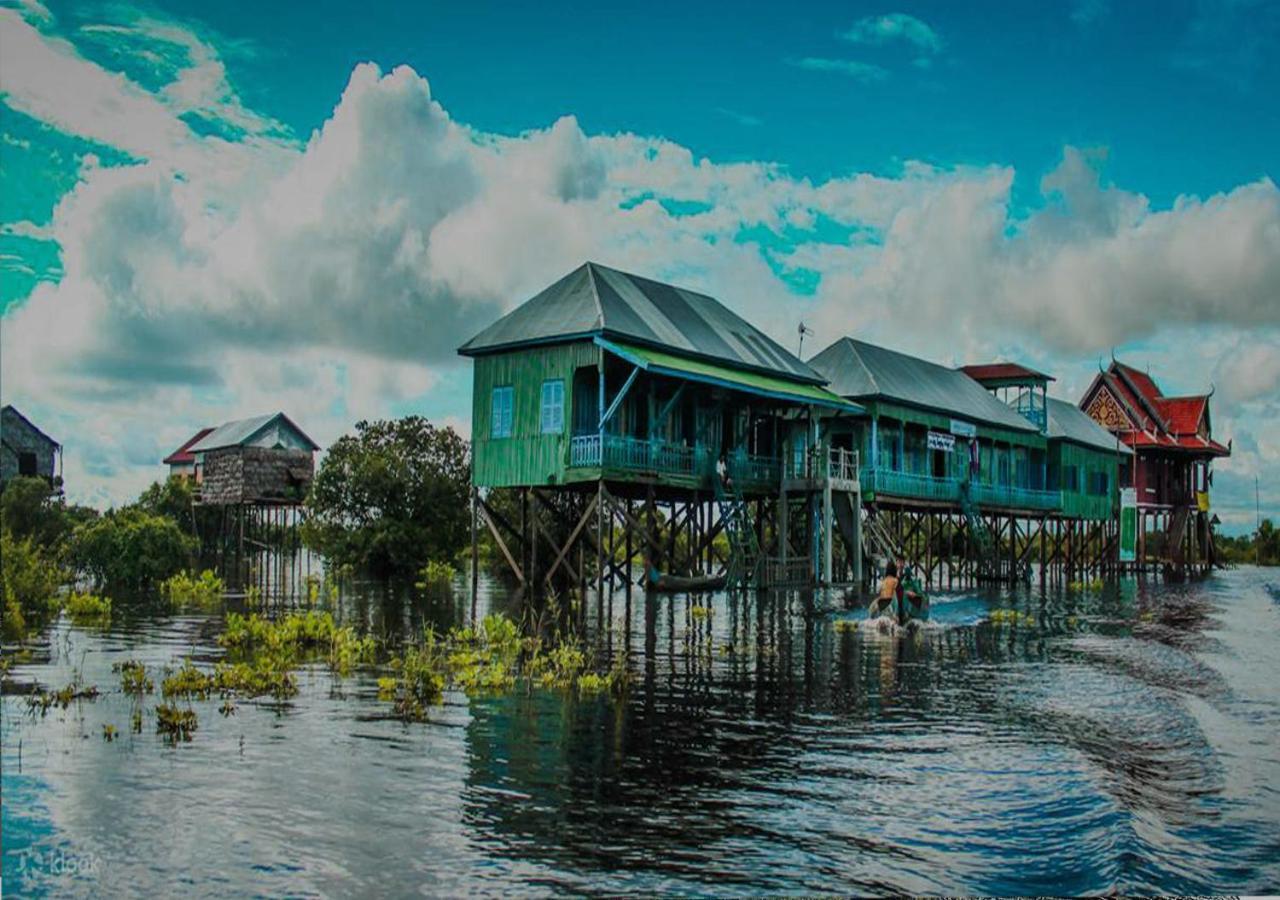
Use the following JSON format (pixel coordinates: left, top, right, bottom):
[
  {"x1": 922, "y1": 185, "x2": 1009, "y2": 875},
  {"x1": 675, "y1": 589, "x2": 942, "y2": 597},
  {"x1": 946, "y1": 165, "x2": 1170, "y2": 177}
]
[{"x1": 1085, "y1": 385, "x2": 1133, "y2": 432}]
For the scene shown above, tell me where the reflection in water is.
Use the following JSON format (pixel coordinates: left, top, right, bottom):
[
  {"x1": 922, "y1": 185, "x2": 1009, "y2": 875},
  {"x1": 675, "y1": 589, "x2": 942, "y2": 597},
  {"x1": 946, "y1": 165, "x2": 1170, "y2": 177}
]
[{"x1": 3, "y1": 569, "x2": 1279, "y2": 896}]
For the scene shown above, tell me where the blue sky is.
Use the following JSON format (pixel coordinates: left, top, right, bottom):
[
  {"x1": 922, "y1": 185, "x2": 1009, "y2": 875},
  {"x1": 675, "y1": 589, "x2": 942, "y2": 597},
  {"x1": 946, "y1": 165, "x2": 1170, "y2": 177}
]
[{"x1": 0, "y1": 0, "x2": 1277, "y2": 530}]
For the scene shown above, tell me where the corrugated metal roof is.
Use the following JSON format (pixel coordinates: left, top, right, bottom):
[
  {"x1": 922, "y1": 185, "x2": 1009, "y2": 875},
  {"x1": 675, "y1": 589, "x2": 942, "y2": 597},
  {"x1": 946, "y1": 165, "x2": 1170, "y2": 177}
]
[
  {"x1": 1044, "y1": 398, "x2": 1132, "y2": 454},
  {"x1": 457, "y1": 262, "x2": 824, "y2": 385},
  {"x1": 1, "y1": 405, "x2": 60, "y2": 448},
  {"x1": 600, "y1": 339, "x2": 863, "y2": 412},
  {"x1": 808, "y1": 338, "x2": 1039, "y2": 432},
  {"x1": 189, "y1": 413, "x2": 319, "y2": 453}
]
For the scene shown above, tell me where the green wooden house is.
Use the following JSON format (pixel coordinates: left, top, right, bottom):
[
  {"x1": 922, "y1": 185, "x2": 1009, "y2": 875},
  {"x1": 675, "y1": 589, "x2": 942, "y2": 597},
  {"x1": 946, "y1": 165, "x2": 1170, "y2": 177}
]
[
  {"x1": 1042, "y1": 397, "x2": 1131, "y2": 520},
  {"x1": 807, "y1": 338, "x2": 1056, "y2": 511},
  {"x1": 458, "y1": 263, "x2": 859, "y2": 496}
]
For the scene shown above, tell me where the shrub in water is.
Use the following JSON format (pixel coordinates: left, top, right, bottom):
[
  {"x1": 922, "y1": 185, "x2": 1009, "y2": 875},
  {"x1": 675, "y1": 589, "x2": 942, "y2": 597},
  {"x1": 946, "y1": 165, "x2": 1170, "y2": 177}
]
[{"x1": 161, "y1": 569, "x2": 224, "y2": 608}]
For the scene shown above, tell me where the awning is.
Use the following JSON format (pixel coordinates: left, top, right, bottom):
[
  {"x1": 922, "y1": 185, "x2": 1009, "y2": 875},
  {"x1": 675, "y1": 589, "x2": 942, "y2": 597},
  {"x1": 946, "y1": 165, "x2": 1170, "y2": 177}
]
[{"x1": 596, "y1": 337, "x2": 863, "y2": 413}]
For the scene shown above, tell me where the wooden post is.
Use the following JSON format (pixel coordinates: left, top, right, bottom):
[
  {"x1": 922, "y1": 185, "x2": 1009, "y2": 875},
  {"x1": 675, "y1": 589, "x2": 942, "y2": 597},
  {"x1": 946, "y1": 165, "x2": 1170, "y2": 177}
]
[{"x1": 470, "y1": 488, "x2": 479, "y2": 620}]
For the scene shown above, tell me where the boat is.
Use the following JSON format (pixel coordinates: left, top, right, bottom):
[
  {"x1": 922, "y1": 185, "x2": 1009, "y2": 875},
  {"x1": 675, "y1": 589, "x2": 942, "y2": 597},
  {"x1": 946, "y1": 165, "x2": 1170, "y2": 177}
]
[
  {"x1": 645, "y1": 566, "x2": 727, "y2": 593},
  {"x1": 866, "y1": 571, "x2": 930, "y2": 627}
]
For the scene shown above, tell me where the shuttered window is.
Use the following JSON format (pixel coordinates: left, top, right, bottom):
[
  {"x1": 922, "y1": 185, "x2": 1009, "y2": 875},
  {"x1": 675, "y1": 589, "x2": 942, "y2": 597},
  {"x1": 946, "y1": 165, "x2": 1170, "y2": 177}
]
[
  {"x1": 540, "y1": 379, "x2": 564, "y2": 434},
  {"x1": 491, "y1": 386, "x2": 514, "y2": 438}
]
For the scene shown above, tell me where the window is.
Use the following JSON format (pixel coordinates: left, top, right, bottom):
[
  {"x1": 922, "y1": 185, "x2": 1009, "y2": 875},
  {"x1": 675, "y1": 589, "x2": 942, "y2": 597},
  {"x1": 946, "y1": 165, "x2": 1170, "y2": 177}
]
[
  {"x1": 540, "y1": 379, "x2": 564, "y2": 434},
  {"x1": 491, "y1": 386, "x2": 514, "y2": 438},
  {"x1": 18, "y1": 452, "x2": 37, "y2": 476}
]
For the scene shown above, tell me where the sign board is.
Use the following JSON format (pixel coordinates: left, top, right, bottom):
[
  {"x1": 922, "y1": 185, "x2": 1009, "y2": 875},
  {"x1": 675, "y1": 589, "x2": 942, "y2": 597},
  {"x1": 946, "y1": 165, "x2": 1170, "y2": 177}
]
[
  {"x1": 1119, "y1": 487, "x2": 1137, "y2": 562},
  {"x1": 927, "y1": 431, "x2": 955, "y2": 452},
  {"x1": 949, "y1": 419, "x2": 977, "y2": 438}
]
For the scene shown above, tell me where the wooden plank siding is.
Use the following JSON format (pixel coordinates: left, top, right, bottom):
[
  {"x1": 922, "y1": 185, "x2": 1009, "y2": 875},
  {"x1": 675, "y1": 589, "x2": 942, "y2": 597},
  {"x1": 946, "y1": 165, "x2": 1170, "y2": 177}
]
[
  {"x1": 1052, "y1": 441, "x2": 1121, "y2": 521},
  {"x1": 472, "y1": 341, "x2": 599, "y2": 488}
]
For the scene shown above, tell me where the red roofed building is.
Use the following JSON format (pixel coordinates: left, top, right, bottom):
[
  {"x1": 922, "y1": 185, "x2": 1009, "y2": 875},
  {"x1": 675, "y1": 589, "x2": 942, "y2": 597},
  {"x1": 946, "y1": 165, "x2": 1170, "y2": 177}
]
[
  {"x1": 163, "y1": 427, "x2": 215, "y2": 482},
  {"x1": 1078, "y1": 360, "x2": 1229, "y2": 569}
]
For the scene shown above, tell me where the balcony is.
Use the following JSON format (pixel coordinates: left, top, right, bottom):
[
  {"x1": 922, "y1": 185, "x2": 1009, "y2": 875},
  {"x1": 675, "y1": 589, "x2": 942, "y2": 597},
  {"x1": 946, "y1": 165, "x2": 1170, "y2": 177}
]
[
  {"x1": 860, "y1": 467, "x2": 961, "y2": 503},
  {"x1": 569, "y1": 434, "x2": 780, "y2": 489},
  {"x1": 860, "y1": 466, "x2": 1061, "y2": 511},
  {"x1": 968, "y1": 482, "x2": 1060, "y2": 511}
]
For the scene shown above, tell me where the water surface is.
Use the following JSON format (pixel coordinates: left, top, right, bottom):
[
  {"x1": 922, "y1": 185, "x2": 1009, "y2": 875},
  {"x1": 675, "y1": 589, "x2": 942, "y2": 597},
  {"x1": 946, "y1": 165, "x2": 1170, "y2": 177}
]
[{"x1": 3, "y1": 568, "x2": 1279, "y2": 896}]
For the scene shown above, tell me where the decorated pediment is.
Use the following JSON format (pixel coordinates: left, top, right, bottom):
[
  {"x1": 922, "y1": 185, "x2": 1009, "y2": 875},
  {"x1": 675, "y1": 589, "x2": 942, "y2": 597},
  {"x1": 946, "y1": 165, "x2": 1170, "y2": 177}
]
[{"x1": 1085, "y1": 386, "x2": 1133, "y2": 432}]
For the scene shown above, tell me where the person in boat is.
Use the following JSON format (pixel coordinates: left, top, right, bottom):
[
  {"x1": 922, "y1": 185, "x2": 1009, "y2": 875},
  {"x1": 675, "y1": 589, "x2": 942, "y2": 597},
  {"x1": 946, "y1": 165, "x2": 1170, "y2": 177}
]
[
  {"x1": 869, "y1": 561, "x2": 900, "y2": 619},
  {"x1": 894, "y1": 555, "x2": 928, "y2": 624}
]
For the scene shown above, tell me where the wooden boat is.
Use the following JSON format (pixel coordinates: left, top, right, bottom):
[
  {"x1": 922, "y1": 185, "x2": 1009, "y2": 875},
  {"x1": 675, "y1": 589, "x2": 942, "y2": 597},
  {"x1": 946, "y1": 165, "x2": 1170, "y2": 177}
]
[{"x1": 645, "y1": 566, "x2": 727, "y2": 593}]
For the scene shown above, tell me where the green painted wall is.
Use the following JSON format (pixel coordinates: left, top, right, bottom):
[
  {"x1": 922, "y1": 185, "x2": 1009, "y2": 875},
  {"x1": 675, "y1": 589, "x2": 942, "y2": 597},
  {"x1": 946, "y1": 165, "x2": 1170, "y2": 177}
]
[
  {"x1": 1051, "y1": 440, "x2": 1120, "y2": 520},
  {"x1": 471, "y1": 341, "x2": 599, "y2": 488}
]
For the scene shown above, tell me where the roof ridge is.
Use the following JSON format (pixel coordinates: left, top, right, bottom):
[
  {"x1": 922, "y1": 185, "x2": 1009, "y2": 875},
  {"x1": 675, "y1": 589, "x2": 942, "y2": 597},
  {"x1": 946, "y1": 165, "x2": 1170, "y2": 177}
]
[
  {"x1": 583, "y1": 261, "x2": 607, "y2": 331},
  {"x1": 844, "y1": 337, "x2": 880, "y2": 395}
]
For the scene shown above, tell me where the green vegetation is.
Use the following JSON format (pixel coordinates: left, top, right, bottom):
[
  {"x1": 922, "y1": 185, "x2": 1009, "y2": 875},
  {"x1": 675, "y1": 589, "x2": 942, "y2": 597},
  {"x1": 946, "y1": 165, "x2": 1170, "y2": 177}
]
[
  {"x1": 302, "y1": 417, "x2": 470, "y2": 577},
  {"x1": 380, "y1": 613, "x2": 629, "y2": 722},
  {"x1": 1219, "y1": 519, "x2": 1280, "y2": 566},
  {"x1": 155, "y1": 703, "x2": 198, "y2": 742},
  {"x1": 115, "y1": 660, "x2": 153, "y2": 694},
  {"x1": 416, "y1": 560, "x2": 457, "y2": 591},
  {"x1": 1, "y1": 529, "x2": 63, "y2": 640},
  {"x1": 63, "y1": 591, "x2": 112, "y2": 625},
  {"x1": 69, "y1": 508, "x2": 195, "y2": 590},
  {"x1": 161, "y1": 569, "x2": 225, "y2": 608},
  {"x1": 26, "y1": 680, "x2": 99, "y2": 715},
  {"x1": 989, "y1": 609, "x2": 1037, "y2": 627}
]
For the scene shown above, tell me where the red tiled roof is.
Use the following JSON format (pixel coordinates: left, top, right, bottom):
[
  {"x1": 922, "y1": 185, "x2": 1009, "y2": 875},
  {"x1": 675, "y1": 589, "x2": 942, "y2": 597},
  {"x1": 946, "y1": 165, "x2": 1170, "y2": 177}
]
[
  {"x1": 1114, "y1": 362, "x2": 1163, "y2": 404},
  {"x1": 1157, "y1": 395, "x2": 1208, "y2": 436},
  {"x1": 163, "y1": 427, "x2": 215, "y2": 465},
  {"x1": 959, "y1": 362, "x2": 1055, "y2": 384}
]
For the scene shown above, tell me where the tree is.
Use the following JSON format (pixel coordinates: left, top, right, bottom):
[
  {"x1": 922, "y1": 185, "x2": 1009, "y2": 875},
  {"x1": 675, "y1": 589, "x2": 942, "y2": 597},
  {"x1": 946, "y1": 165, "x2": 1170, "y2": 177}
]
[
  {"x1": 0, "y1": 475, "x2": 95, "y2": 553},
  {"x1": 302, "y1": 417, "x2": 470, "y2": 576},
  {"x1": 69, "y1": 508, "x2": 196, "y2": 589}
]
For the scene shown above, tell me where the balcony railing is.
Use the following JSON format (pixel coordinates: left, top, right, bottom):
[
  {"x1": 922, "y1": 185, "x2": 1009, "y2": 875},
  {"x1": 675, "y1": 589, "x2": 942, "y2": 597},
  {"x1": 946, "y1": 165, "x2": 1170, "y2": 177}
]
[
  {"x1": 785, "y1": 446, "x2": 860, "y2": 483},
  {"x1": 860, "y1": 466, "x2": 1060, "y2": 511},
  {"x1": 968, "y1": 482, "x2": 1060, "y2": 511},
  {"x1": 569, "y1": 434, "x2": 784, "y2": 487},
  {"x1": 860, "y1": 467, "x2": 961, "y2": 503}
]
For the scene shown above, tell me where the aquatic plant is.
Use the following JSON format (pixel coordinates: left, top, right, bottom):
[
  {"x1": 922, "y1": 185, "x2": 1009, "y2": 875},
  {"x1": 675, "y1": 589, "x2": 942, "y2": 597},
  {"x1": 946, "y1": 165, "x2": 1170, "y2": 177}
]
[
  {"x1": 155, "y1": 703, "x2": 198, "y2": 742},
  {"x1": 989, "y1": 609, "x2": 1037, "y2": 627},
  {"x1": 161, "y1": 661, "x2": 215, "y2": 699},
  {"x1": 219, "y1": 699, "x2": 236, "y2": 717},
  {"x1": 212, "y1": 660, "x2": 298, "y2": 699},
  {"x1": 115, "y1": 660, "x2": 153, "y2": 694},
  {"x1": 221, "y1": 609, "x2": 377, "y2": 677},
  {"x1": 416, "y1": 560, "x2": 457, "y2": 592},
  {"x1": 26, "y1": 681, "x2": 99, "y2": 716},
  {"x1": 833, "y1": 619, "x2": 860, "y2": 634},
  {"x1": 385, "y1": 637, "x2": 447, "y2": 721},
  {"x1": 64, "y1": 591, "x2": 112, "y2": 625},
  {"x1": 161, "y1": 569, "x2": 224, "y2": 608},
  {"x1": 102, "y1": 723, "x2": 117, "y2": 742},
  {"x1": 689, "y1": 604, "x2": 711, "y2": 621}
]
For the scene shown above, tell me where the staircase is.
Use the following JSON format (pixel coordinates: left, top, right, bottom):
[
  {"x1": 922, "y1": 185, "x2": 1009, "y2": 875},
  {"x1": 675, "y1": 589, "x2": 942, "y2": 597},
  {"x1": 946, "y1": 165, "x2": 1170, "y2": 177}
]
[
  {"x1": 712, "y1": 473, "x2": 762, "y2": 589},
  {"x1": 861, "y1": 506, "x2": 902, "y2": 566},
  {"x1": 959, "y1": 482, "x2": 997, "y2": 578}
]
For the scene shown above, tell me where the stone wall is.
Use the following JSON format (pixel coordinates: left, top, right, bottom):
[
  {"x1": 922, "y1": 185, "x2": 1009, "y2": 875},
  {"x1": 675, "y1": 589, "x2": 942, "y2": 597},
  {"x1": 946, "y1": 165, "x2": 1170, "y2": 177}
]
[
  {"x1": 200, "y1": 446, "x2": 313, "y2": 504},
  {"x1": 0, "y1": 407, "x2": 58, "y2": 487}
]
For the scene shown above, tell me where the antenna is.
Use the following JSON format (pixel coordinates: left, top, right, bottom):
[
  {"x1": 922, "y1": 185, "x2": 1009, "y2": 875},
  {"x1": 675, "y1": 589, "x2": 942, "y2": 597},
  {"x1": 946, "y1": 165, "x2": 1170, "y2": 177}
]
[{"x1": 797, "y1": 321, "x2": 813, "y2": 358}]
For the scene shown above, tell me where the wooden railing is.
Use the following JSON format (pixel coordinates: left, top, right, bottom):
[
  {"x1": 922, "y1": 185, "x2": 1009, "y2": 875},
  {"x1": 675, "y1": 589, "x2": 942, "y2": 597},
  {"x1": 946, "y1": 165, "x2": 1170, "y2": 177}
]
[
  {"x1": 785, "y1": 446, "x2": 860, "y2": 482},
  {"x1": 569, "y1": 435, "x2": 784, "y2": 487}
]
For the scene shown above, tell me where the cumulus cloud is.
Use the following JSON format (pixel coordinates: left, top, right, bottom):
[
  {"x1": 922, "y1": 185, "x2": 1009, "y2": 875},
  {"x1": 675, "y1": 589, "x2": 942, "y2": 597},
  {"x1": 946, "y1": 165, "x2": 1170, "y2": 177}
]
[
  {"x1": 1, "y1": 6, "x2": 1278, "y2": 520},
  {"x1": 840, "y1": 13, "x2": 943, "y2": 54}
]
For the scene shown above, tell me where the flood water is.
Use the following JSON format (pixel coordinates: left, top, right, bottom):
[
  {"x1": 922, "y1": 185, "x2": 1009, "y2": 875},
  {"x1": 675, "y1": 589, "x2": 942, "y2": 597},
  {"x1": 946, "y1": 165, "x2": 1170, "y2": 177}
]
[{"x1": 3, "y1": 567, "x2": 1279, "y2": 897}]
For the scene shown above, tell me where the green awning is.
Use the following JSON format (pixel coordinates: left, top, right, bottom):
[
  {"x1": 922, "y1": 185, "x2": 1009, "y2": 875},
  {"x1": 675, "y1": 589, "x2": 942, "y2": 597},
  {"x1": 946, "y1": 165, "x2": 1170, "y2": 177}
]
[{"x1": 597, "y1": 337, "x2": 863, "y2": 413}]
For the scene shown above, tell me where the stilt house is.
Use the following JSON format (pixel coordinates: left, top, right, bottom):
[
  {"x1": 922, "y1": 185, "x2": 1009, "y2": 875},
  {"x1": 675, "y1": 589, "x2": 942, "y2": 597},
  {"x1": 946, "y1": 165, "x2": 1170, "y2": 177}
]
[
  {"x1": 809, "y1": 339, "x2": 1055, "y2": 512},
  {"x1": 187, "y1": 413, "x2": 319, "y2": 505},
  {"x1": 1, "y1": 405, "x2": 61, "y2": 489},
  {"x1": 459, "y1": 262, "x2": 859, "y2": 496}
]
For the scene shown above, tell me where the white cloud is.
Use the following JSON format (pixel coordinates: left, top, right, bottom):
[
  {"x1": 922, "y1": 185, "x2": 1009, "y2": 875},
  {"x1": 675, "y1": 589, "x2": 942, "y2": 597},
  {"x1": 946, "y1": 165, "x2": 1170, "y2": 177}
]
[
  {"x1": 787, "y1": 56, "x2": 889, "y2": 83},
  {"x1": 1, "y1": 8, "x2": 1277, "y2": 523},
  {"x1": 840, "y1": 13, "x2": 943, "y2": 54}
]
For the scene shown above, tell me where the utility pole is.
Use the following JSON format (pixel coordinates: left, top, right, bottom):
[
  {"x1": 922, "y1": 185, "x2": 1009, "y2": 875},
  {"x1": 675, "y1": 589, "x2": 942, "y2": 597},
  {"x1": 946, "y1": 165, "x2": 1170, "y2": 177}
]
[
  {"x1": 797, "y1": 321, "x2": 813, "y2": 358},
  {"x1": 1257, "y1": 475, "x2": 1261, "y2": 567}
]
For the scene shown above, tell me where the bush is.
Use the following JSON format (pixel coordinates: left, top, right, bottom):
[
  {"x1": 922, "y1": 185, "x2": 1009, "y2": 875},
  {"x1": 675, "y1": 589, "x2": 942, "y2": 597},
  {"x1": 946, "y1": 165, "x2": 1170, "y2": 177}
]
[
  {"x1": 1, "y1": 529, "x2": 65, "y2": 641},
  {"x1": 161, "y1": 569, "x2": 224, "y2": 608},
  {"x1": 69, "y1": 508, "x2": 196, "y2": 590}
]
